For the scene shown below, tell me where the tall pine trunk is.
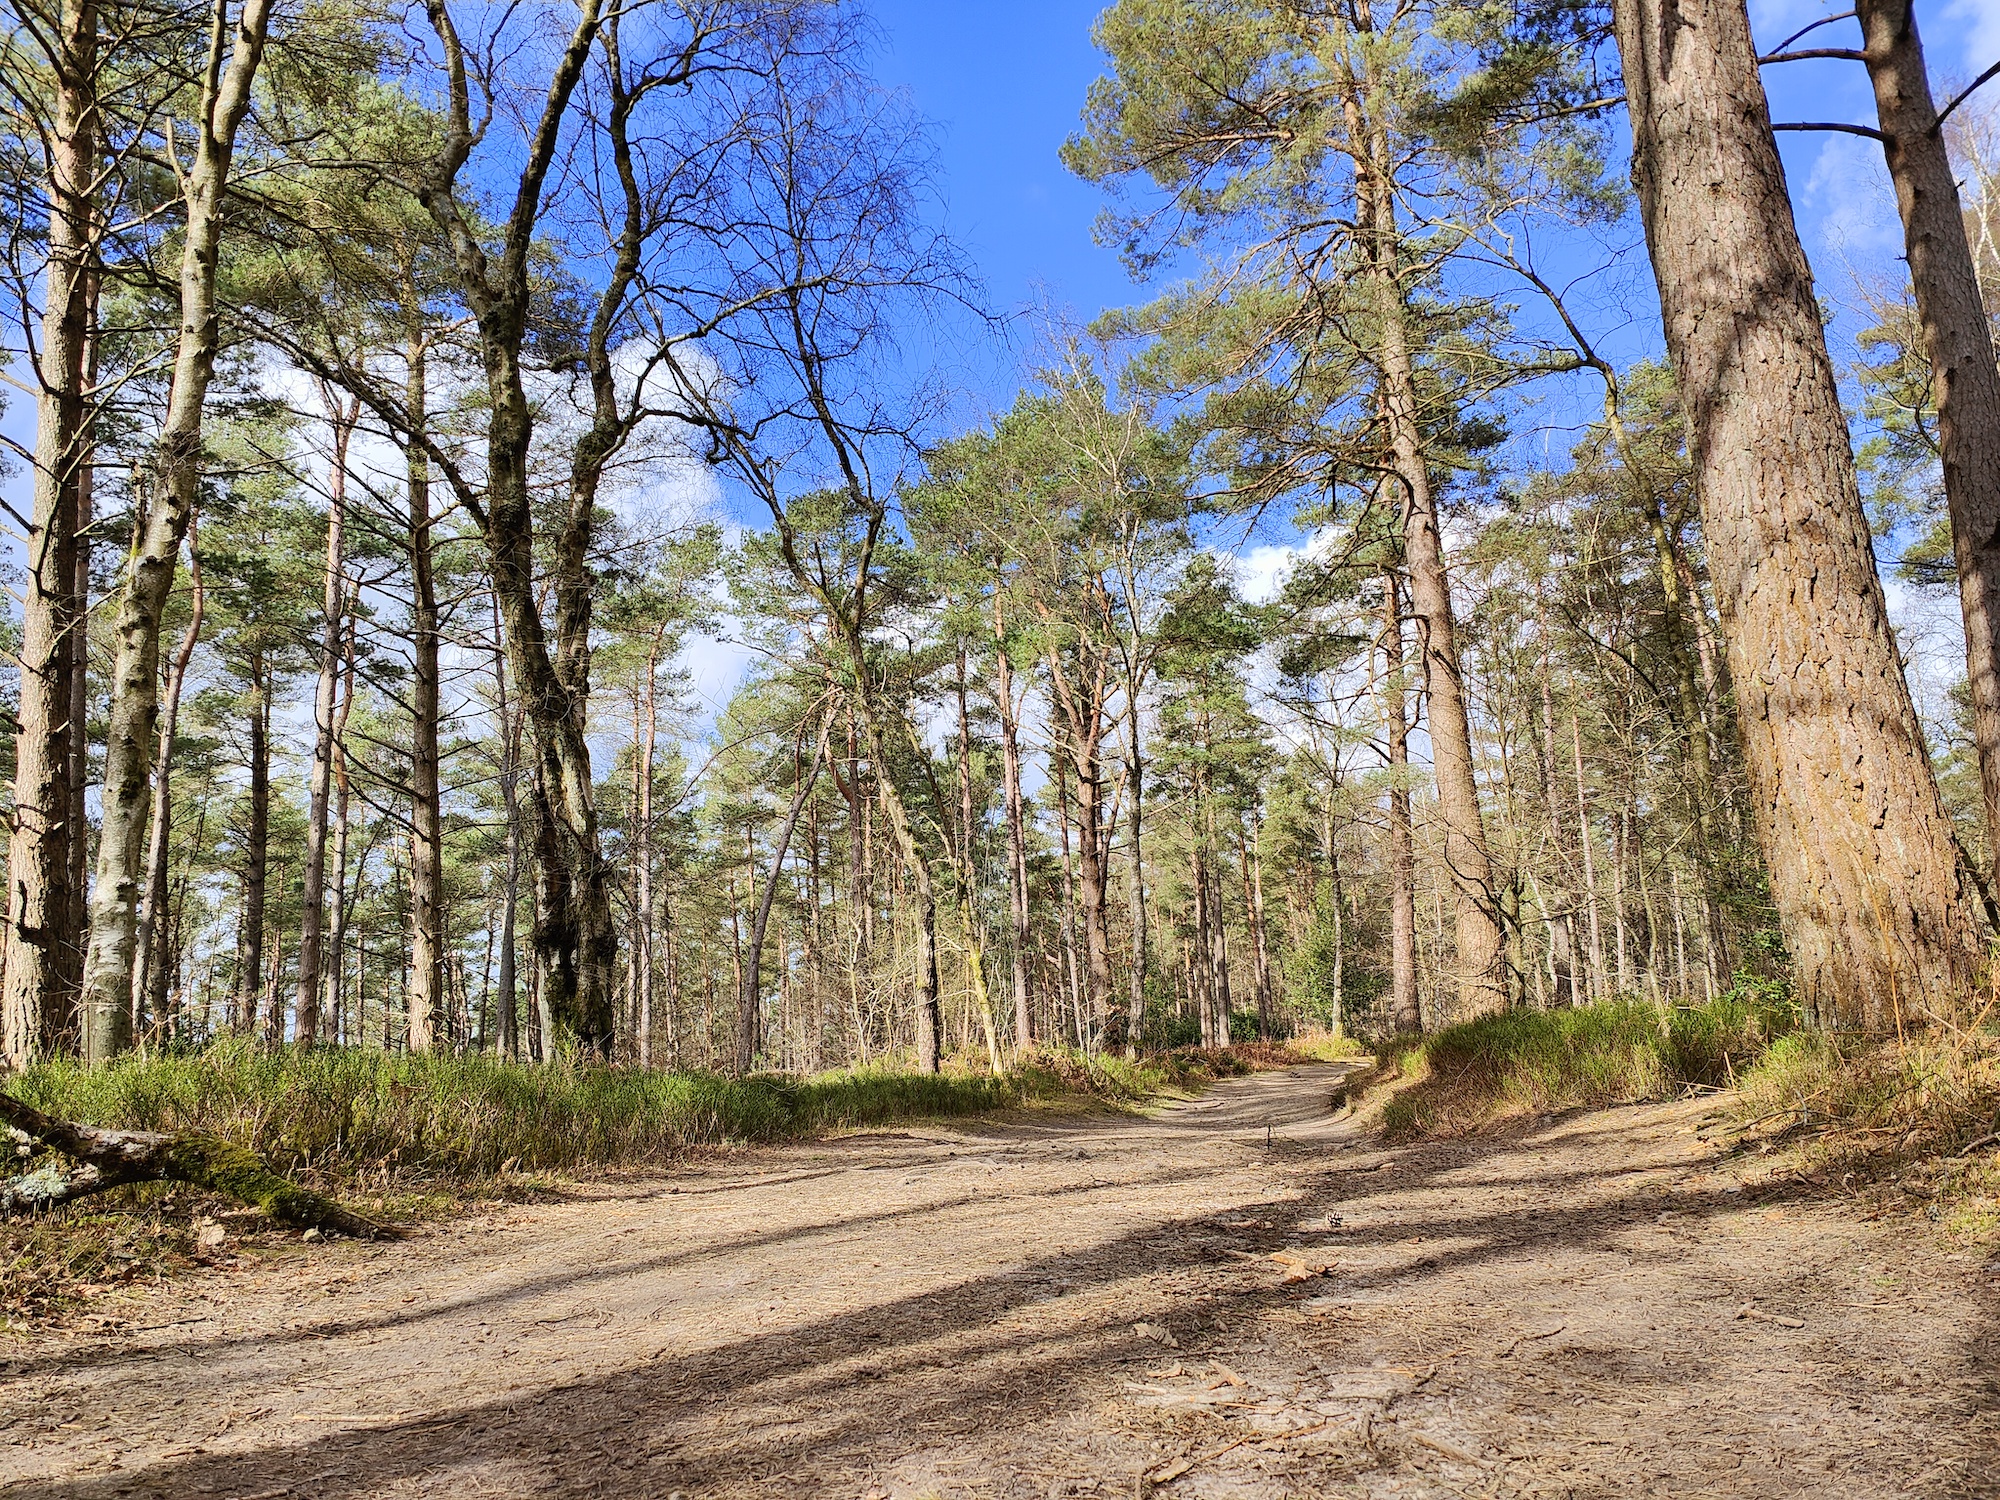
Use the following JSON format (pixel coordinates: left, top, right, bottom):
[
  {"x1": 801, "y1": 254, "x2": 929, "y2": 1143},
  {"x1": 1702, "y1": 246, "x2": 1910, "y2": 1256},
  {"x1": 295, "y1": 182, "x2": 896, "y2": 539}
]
[
  {"x1": 416, "y1": 0, "x2": 615, "y2": 1053},
  {"x1": 1346, "y1": 78, "x2": 1505, "y2": 1019},
  {"x1": 994, "y1": 630, "x2": 1035, "y2": 1050},
  {"x1": 404, "y1": 327, "x2": 446, "y2": 1053},
  {"x1": 1381, "y1": 569, "x2": 1420, "y2": 1035},
  {"x1": 76, "y1": 0, "x2": 278, "y2": 1059},
  {"x1": 243, "y1": 654, "x2": 270, "y2": 1038},
  {"x1": 134, "y1": 533, "x2": 204, "y2": 1040},
  {"x1": 1611, "y1": 0, "x2": 1982, "y2": 1027},
  {"x1": 321, "y1": 616, "x2": 356, "y2": 1043},
  {"x1": 7, "y1": 0, "x2": 96, "y2": 1066},
  {"x1": 1854, "y1": 0, "x2": 2000, "y2": 897},
  {"x1": 294, "y1": 394, "x2": 354, "y2": 1045}
]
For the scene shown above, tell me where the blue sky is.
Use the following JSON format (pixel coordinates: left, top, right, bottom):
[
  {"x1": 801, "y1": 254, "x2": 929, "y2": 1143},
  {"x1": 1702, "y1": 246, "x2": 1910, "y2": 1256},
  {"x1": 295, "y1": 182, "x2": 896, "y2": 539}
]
[{"x1": 859, "y1": 0, "x2": 2000, "y2": 396}]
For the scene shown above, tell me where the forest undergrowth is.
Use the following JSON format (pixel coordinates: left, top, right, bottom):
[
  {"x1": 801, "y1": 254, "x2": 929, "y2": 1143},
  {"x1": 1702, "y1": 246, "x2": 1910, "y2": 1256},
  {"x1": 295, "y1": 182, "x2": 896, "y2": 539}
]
[{"x1": 1, "y1": 1035, "x2": 1357, "y2": 1321}]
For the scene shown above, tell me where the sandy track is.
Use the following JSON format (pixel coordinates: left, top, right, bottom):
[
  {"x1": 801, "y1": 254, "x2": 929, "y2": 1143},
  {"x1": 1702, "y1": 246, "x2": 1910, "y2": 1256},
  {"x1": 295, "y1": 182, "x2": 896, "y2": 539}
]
[{"x1": 3, "y1": 1063, "x2": 1996, "y2": 1498}]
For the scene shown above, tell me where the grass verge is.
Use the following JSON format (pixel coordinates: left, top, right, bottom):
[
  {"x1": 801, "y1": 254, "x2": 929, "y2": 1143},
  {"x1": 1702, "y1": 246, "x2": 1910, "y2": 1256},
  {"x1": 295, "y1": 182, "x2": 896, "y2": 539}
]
[
  {"x1": 1730, "y1": 1021, "x2": 2000, "y2": 1240},
  {"x1": 1374, "y1": 994, "x2": 1791, "y2": 1138},
  {"x1": 3, "y1": 1036, "x2": 1343, "y2": 1321}
]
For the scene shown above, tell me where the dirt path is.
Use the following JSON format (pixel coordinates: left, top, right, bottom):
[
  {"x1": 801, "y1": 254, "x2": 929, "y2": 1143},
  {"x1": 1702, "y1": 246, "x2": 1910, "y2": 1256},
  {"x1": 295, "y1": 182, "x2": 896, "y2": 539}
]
[{"x1": 4, "y1": 1064, "x2": 1997, "y2": 1499}]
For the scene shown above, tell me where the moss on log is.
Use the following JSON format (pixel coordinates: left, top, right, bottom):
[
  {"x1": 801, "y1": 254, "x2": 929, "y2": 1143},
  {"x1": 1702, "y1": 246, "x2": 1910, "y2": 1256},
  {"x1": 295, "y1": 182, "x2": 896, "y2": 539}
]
[{"x1": 0, "y1": 1091, "x2": 400, "y2": 1239}]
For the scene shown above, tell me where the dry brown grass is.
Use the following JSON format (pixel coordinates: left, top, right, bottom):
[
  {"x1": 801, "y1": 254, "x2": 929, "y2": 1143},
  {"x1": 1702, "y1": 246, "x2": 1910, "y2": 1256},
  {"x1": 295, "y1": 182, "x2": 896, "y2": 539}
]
[{"x1": 1730, "y1": 1006, "x2": 2000, "y2": 1240}]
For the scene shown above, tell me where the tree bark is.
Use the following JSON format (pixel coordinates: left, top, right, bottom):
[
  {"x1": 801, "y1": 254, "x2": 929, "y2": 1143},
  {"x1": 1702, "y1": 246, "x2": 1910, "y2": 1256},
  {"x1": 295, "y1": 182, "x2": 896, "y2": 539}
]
[
  {"x1": 0, "y1": 1091, "x2": 395, "y2": 1238},
  {"x1": 1854, "y1": 0, "x2": 2000, "y2": 902},
  {"x1": 67, "y1": 267, "x2": 99, "y2": 1044},
  {"x1": 415, "y1": 0, "x2": 616, "y2": 1054},
  {"x1": 1381, "y1": 569, "x2": 1421, "y2": 1035},
  {"x1": 6, "y1": 0, "x2": 97, "y2": 1067},
  {"x1": 75, "y1": 0, "x2": 279, "y2": 1059},
  {"x1": 321, "y1": 614, "x2": 357, "y2": 1043},
  {"x1": 133, "y1": 531, "x2": 204, "y2": 1041},
  {"x1": 635, "y1": 628, "x2": 661, "y2": 1067},
  {"x1": 1045, "y1": 630, "x2": 1116, "y2": 1047},
  {"x1": 293, "y1": 393, "x2": 354, "y2": 1046},
  {"x1": 1346, "y1": 81, "x2": 1505, "y2": 1019},
  {"x1": 737, "y1": 725, "x2": 829, "y2": 1076},
  {"x1": 404, "y1": 324, "x2": 445, "y2": 1054},
  {"x1": 243, "y1": 653, "x2": 270, "y2": 1038},
  {"x1": 1611, "y1": 0, "x2": 1982, "y2": 1028},
  {"x1": 993, "y1": 629, "x2": 1035, "y2": 1050},
  {"x1": 1572, "y1": 711, "x2": 1608, "y2": 1004},
  {"x1": 1240, "y1": 820, "x2": 1272, "y2": 1038},
  {"x1": 954, "y1": 652, "x2": 1003, "y2": 1070},
  {"x1": 1120, "y1": 678, "x2": 1148, "y2": 1057}
]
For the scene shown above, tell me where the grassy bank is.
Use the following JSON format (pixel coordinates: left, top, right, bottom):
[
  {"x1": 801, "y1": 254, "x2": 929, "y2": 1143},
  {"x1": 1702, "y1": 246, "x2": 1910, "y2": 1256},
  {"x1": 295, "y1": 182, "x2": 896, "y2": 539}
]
[
  {"x1": 1730, "y1": 1023, "x2": 2000, "y2": 1237},
  {"x1": 1369, "y1": 992, "x2": 2000, "y2": 1239},
  {"x1": 1375, "y1": 994, "x2": 1792, "y2": 1138},
  {"x1": 6, "y1": 1034, "x2": 1356, "y2": 1188}
]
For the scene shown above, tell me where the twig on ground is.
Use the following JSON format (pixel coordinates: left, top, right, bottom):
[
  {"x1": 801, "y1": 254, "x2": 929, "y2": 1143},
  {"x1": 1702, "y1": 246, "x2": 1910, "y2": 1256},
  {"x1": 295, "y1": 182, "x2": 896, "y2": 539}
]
[
  {"x1": 1497, "y1": 1324, "x2": 1566, "y2": 1357},
  {"x1": 1733, "y1": 1302, "x2": 1805, "y2": 1328}
]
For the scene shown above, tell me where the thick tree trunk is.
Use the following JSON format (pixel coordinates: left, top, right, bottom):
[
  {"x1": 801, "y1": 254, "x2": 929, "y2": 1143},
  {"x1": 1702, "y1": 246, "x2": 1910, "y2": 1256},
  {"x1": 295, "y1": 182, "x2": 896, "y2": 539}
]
[
  {"x1": 1572, "y1": 712, "x2": 1608, "y2": 1003},
  {"x1": 294, "y1": 395, "x2": 354, "y2": 1046},
  {"x1": 6, "y1": 0, "x2": 96, "y2": 1068},
  {"x1": 1381, "y1": 570, "x2": 1421, "y2": 1035},
  {"x1": 1240, "y1": 824, "x2": 1272, "y2": 1038},
  {"x1": 635, "y1": 630, "x2": 660, "y2": 1067},
  {"x1": 489, "y1": 591, "x2": 521, "y2": 1060},
  {"x1": 1377, "y1": 343, "x2": 1505, "y2": 1018},
  {"x1": 1612, "y1": 0, "x2": 1983, "y2": 1027},
  {"x1": 1073, "y1": 751, "x2": 1113, "y2": 1046},
  {"x1": 67, "y1": 268, "x2": 98, "y2": 1042},
  {"x1": 75, "y1": 0, "x2": 278, "y2": 1059},
  {"x1": 1191, "y1": 837, "x2": 1215, "y2": 1047},
  {"x1": 1854, "y1": 0, "x2": 2000, "y2": 900},
  {"x1": 1121, "y1": 685, "x2": 1148, "y2": 1057},
  {"x1": 954, "y1": 654, "x2": 1003, "y2": 1070},
  {"x1": 1047, "y1": 636, "x2": 1116, "y2": 1047}
]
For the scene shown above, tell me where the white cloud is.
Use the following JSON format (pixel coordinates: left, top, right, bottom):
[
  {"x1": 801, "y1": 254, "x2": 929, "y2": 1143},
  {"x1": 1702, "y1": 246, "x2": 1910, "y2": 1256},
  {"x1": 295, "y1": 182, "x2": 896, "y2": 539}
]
[{"x1": 1940, "y1": 0, "x2": 2000, "y2": 76}]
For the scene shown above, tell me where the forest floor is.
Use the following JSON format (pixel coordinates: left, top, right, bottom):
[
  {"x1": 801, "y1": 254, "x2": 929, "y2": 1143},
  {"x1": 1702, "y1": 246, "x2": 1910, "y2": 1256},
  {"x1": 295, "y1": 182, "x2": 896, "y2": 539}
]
[{"x1": 3, "y1": 1063, "x2": 1998, "y2": 1499}]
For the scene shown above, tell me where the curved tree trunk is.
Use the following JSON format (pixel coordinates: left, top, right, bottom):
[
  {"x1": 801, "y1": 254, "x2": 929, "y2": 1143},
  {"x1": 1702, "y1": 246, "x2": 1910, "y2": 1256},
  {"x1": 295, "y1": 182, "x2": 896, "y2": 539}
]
[
  {"x1": 75, "y1": 0, "x2": 278, "y2": 1061},
  {"x1": 994, "y1": 634, "x2": 1035, "y2": 1051},
  {"x1": 1611, "y1": 0, "x2": 1982, "y2": 1029}
]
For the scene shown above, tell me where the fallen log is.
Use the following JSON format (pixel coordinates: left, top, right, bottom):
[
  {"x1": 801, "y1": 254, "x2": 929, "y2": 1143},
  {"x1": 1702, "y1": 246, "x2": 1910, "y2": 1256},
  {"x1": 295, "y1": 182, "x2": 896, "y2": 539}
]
[{"x1": 0, "y1": 1091, "x2": 400, "y2": 1239}]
